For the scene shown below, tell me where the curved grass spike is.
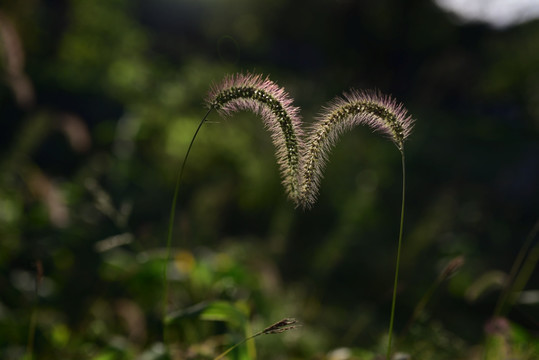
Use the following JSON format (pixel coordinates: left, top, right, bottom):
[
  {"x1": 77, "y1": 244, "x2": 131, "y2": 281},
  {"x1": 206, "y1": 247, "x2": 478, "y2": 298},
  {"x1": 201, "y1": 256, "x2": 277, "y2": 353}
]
[
  {"x1": 300, "y1": 89, "x2": 413, "y2": 360},
  {"x1": 206, "y1": 74, "x2": 414, "y2": 359},
  {"x1": 207, "y1": 73, "x2": 304, "y2": 204},
  {"x1": 301, "y1": 90, "x2": 414, "y2": 207}
]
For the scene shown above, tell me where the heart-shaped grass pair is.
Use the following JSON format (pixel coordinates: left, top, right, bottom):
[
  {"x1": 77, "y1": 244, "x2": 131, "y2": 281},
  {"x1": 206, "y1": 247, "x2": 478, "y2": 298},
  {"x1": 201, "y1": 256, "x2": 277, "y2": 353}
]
[{"x1": 165, "y1": 73, "x2": 415, "y2": 360}]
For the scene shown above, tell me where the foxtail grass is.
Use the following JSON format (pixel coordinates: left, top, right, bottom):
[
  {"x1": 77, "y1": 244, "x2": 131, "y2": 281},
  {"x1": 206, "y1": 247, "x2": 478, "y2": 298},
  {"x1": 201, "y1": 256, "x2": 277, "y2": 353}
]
[
  {"x1": 214, "y1": 318, "x2": 300, "y2": 360},
  {"x1": 206, "y1": 73, "x2": 414, "y2": 210},
  {"x1": 297, "y1": 89, "x2": 413, "y2": 359},
  {"x1": 207, "y1": 73, "x2": 304, "y2": 203},
  {"x1": 301, "y1": 90, "x2": 413, "y2": 207},
  {"x1": 166, "y1": 73, "x2": 415, "y2": 358}
]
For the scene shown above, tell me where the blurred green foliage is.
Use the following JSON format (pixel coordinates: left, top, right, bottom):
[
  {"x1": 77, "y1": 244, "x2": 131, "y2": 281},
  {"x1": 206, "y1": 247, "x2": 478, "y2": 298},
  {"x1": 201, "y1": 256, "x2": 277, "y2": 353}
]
[{"x1": 0, "y1": 0, "x2": 538, "y2": 359}]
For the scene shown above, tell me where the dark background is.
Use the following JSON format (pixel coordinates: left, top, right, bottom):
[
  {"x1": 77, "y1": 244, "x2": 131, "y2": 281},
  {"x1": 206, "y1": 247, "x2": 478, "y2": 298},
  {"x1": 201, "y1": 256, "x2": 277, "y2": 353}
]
[{"x1": 1, "y1": 0, "x2": 538, "y2": 359}]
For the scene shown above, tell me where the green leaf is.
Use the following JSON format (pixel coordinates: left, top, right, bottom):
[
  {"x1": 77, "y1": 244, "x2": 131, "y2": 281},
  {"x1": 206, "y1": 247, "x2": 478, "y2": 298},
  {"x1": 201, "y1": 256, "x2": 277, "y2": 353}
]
[
  {"x1": 200, "y1": 301, "x2": 248, "y2": 330},
  {"x1": 164, "y1": 300, "x2": 248, "y2": 329},
  {"x1": 164, "y1": 301, "x2": 209, "y2": 324}
]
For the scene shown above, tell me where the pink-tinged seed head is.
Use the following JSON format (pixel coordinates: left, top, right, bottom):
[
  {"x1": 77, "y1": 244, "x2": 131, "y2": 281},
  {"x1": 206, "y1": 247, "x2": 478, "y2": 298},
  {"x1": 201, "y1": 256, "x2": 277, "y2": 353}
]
[
  {"x1": 206, "y1": 73, "x2": 305, "y2": 204},
  {"x1": 300, "y1": 89, "x2": 414, "y2": 207},
  {"x1": 206, "y1": 73, "x2": 414, "y2": 208}
]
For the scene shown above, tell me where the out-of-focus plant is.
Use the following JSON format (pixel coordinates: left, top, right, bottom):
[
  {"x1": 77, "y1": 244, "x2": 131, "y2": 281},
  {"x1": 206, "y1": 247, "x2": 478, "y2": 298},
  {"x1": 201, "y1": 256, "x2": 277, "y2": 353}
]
[{"x1": 213, "y1": 317, "x2": 300, "y2": 360}]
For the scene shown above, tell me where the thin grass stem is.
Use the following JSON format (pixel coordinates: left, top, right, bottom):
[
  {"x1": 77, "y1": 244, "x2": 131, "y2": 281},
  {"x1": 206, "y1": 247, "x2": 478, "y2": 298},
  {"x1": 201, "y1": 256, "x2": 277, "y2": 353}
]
[
  {"x1": 162, "y1": 108, "x2": 212, "y2": 343},
  {"x1": 25, "y1": 309, "x2": 37, "y2": 360},
  {"x1": 386, "y1": 150, "x2": 406, "y2": 360},
  {"x1": 214, "y1": 318, "x2": 299, "y2": 360},
  {"x1": 482, "y1": 218, "x2": 538, "y2": 360},
  {"x1": 398, "y1": 255, "x2": 464, "y2": 342},
  {"x1": 25, "y1": 260, "x2": 42, "y2": 360},
  {"x1": 214, "y1": 333, "x2": 259, "y2": 360},
  {"x1": 400, "y1": 277, "x2": 439, "y2": 339},
  {"x1": 494, "y1": 217, "x2": 539, "y2": 316}
]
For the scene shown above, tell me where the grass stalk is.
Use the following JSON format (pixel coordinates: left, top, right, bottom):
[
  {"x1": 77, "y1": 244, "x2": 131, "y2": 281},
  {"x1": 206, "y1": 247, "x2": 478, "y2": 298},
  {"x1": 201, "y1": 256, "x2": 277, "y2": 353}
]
[
  {"x1": 214, "y1": 335, "x2": 255, "y2": 360},
  {"x1": 25, "y1": 309, "x2": 37, "y2": 360},
  {"x1": 386, "y1": 150, "x2": 406, "y2": 360},
  {"x1": 494, "y1": 217, "x2": 539, "y2": 317},
  {"x1": 25, "y1": 260, "x2": 42, "y2": 360},
  {"x1": 214, "y1": 318, "x2": 299, "y2": 360},
  {"x1": 482, "y1": 220, "x2": 538, "y2": 360},
  {"x1": 162, "y1": 108, "x2": 212, "y2": 343},
  {"x1": 399, "y1": 255, "x2": 464, "y2": 340}
]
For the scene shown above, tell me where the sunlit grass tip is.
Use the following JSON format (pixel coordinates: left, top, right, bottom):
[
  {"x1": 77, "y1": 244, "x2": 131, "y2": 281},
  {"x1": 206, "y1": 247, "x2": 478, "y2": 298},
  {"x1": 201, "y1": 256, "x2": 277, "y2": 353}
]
[
  {"x1": 300, "y1": 89, "x2": 414, "y2": 207},
  {"x1": 206, "y1": 73, "x2": 305, "y2": 204}
]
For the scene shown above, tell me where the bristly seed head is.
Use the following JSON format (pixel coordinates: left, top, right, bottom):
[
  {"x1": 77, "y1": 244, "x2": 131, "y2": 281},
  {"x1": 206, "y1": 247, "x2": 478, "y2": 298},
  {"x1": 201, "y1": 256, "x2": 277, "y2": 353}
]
[
  {"x1": 206, "y1": 73, "x2": 304, "y2": 204},
  {"x1": 299, "y1": 89, "x2": 414, "y2": 208},
  {"x1": 206, "y1": 74, "x2": 414, "y2": 208},
  {"x1": 262, "y1": 318, "x2": 301, "y2": 335}
]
